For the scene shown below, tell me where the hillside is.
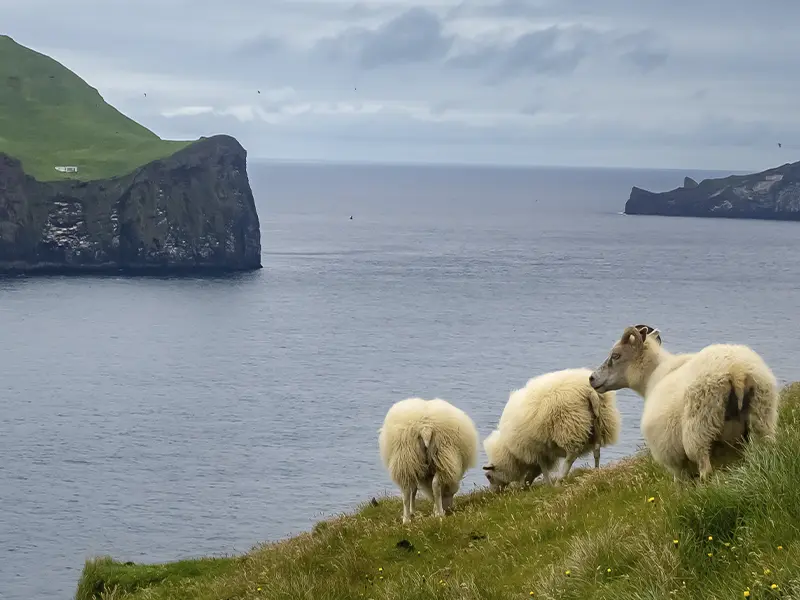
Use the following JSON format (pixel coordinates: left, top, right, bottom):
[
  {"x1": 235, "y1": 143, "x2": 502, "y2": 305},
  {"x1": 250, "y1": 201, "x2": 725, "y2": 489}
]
[
  {"x1": 77, "y1": 385, "x2": 800, "y2": 600},
  {"x1": 0, "y1": 35, "x2": 189, "y2": 181}
]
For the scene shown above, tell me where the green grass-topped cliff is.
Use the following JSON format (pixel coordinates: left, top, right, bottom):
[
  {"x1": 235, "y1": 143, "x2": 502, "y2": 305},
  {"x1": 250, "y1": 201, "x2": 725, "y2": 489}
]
[
  {"x1": 0, "y1": 35, "x2": 189, "y2": 181},
  {"x1": 78, "y1": 385, "x2": 800, "y2": 600}
]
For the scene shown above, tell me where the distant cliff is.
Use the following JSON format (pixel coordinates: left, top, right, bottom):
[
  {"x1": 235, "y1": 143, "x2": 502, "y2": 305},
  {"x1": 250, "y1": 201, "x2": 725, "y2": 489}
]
[
  {"x1": 625, "y1": 161, "x2": 800, "y2": 221},
  {"x1": 0, "y1": 135, "x2": 262, "y2": 274}
]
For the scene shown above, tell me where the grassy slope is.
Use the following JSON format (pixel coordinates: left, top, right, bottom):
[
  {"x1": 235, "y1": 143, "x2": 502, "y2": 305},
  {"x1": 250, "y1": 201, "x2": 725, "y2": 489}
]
[
  {"x1": 0, "y1": 35, "x2": 190, "y2": 181},
  {"x1": 77, "y1": 385, "x2": 800, "y2": 600}
]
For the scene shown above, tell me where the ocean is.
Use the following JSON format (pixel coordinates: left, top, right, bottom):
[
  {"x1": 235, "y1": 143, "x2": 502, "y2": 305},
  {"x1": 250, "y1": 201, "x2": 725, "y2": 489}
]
[{"x1": 2, "y1": 162, "x2": 799, "y2": 599}]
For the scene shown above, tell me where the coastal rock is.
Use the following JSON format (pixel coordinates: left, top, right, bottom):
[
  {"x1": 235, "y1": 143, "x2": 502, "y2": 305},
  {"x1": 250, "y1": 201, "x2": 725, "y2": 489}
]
[
  {"x1": 683, "y1": 176, "x2": 698, "y2": 188},
  {"x1": 0, "y1": 134, "x2": 262, "y2": 273},
  {"x1": 625, "y1": 160, "x2": 800, "y2": 220}
]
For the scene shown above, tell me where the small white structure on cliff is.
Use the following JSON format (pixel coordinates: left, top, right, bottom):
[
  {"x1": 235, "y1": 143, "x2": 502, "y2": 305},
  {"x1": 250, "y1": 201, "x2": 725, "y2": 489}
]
[{"x1": 54, "y1": 166, "x2": 78, "y2": 173}]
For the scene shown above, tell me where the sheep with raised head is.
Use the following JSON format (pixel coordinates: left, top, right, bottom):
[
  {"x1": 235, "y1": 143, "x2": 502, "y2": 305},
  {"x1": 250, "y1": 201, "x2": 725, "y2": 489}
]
[
  {"x1": 588, "y1": 324, "x2": 779, "y2": 482},
  {"x1": 378, "y1": 397, "x2": 479, "y2": 524},
  {"x1": 482, "y1": 368, "x2": 621, "y2": 491}
]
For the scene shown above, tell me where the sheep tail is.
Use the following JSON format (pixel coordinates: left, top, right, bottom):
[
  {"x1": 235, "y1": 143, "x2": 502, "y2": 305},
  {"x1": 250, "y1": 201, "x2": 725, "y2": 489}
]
[
  {"x1": 419, "y1": 425, "x2": 434, "y2": 449},
  {"x1": 725, "y1": 374, "x2": 754, "y2": 420}
]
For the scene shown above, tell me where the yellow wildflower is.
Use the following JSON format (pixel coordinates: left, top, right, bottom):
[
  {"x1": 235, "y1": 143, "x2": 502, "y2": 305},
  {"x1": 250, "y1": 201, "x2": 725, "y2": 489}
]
[
  {"x1": 778, "y1": 545, "x2": 784, "y2": 550},
  {"x1": 708, "y1": 536, "x2": 713, "y2": 541},
  {"x1": 771, "y1": 584, "x2": 779, "y2": 590},
  {"x1": 257, "y1": 588, "x2": 262, "y2": 592},
  {"x1": 744, "y1": 591, "x2": 750, "y2": 598},
  {"x1": 565, "y1": 570, "x2": 571, "y2": 576},
  {"x1": 764, "y1": 568, "x2": 771, "y2": 575},
  {"x1": 378, "y1": 567, "x2": 383, "y2": 572},
  {"x1": 673, "y1": 539, "x2": 679, "y2": 546},
  {"x1": 647, "y1": 497, "x2": 655, "y2": 503},
  {"x1": 707, "y1": 553, "x2": 713, "y2": 558}
]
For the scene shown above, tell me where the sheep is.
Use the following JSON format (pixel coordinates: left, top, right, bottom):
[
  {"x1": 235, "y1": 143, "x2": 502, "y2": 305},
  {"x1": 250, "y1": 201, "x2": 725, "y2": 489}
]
[
  {"x1": 588, "y1": 324, "x2": 779, "y2": 482},
  {"x1": 378, "y1": 397, "x2": 479, "y2": 524},
  {"x1": 482, "y1": 368, "x2": 621, "y2": 491}
]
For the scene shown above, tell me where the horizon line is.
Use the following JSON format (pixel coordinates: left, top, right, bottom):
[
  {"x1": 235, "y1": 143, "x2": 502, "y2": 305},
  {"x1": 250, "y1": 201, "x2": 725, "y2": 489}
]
[{"x1": 245, "y1": 155, "x2": 764, "y2": 175}]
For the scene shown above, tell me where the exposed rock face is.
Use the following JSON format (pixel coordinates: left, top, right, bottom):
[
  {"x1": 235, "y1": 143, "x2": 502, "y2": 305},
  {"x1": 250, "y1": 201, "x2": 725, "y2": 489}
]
[
  {"x1": 625, "y1": 160, "x2": 800, "y2": 221},
  {"x1": 0, "y1": 134, "x2": 262, "y2": 273},
  {"x1": 683, "y1": 176, "x2": 698, "y2": 189}
]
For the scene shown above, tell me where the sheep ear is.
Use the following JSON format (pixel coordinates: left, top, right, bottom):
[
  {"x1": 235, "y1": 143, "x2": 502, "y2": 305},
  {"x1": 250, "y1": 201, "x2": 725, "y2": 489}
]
[{"x1": 482, "y1": 464, "x2": 495, "y2": 471}]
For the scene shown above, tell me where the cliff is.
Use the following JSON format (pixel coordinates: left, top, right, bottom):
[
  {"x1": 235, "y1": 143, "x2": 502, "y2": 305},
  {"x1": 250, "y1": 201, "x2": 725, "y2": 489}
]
[
  {"x1": 0, "y1": 135, "x2": 262, "y2": 274},
  {"x1": 625, "y1": 160, "x2": 800, "y2": 220}
]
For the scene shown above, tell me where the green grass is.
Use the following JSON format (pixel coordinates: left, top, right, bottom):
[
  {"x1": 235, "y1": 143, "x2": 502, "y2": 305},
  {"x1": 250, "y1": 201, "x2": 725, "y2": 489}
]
[
  {"x1": 0, "y1": 35, "x2": 191, "y2": 181},
  {"x1": 76, "y1": 385, "x2": 800, "y2": 600}
]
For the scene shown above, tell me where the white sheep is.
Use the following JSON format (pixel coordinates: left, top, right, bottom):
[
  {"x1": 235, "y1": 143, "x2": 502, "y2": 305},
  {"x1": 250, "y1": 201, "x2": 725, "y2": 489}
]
[
  {"x1": 482, "y1": 368, "x2": 621, "y2": 491},
  {"x1": 589, "y1": 324, "x2": 779, "y2": 482},
  {"x1": 378, "y1": 397, "x2": 479, "y2": 524}
]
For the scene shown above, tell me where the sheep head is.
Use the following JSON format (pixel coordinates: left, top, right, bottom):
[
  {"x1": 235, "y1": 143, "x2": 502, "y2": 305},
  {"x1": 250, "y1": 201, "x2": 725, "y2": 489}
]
[
  {"x1": 482, "y1": 463, "x2": 510, "y2": 492},
  {"x1": 589, "y1": 324, "x2": 662, "y2": 393}
]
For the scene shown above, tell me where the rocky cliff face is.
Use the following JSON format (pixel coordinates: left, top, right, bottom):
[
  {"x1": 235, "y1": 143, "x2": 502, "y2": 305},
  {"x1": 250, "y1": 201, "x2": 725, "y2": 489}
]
[
  {"x1": 0, "y1": 134, "x2": 262, "y2": 273},
  {"x1": 625, "y1": 160, "x2": 800, "y2": 221}
]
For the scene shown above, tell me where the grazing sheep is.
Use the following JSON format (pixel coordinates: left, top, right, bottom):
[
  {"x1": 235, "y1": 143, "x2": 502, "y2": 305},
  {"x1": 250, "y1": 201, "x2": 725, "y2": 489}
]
[
  {"x1": 482, "y1": 368, "x2": 621, "y2": 491},
  {"x1": 588, "y1": 324, "x2": 779, "y2": 482},
  {"x1": 482, "y1": 429, "x2": 544, "y2": 491},
  {"x1": 378, "y1": 397, "x2": 479, "y2": 524}
]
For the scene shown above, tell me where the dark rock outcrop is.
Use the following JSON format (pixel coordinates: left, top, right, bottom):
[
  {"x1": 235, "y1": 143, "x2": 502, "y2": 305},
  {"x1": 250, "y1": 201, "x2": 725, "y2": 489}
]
[
  {"x1": 0, "y1": 134, "x2": 262, "y2": 274},
  {"x1": 625, "y1": 160, "x2": 800, "y2": 221},
  {"x1": 683, "y1": 176, "x2": 698, "y2": 189}
]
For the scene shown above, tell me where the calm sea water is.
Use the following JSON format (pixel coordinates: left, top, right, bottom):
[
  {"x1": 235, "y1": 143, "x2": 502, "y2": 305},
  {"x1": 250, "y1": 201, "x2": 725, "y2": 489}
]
[{"x1": 2, "y1": 162, "x2": 800, "y2": 599}]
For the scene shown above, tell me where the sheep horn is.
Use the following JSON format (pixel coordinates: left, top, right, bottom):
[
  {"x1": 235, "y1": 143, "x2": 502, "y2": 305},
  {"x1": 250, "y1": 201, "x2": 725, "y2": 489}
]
[
  {"x1": 634, "y1": 324, "x2": 662, "y2": 345},
  {"x1": 621, "y1": 326, "x2": 643, "y2": 346}
]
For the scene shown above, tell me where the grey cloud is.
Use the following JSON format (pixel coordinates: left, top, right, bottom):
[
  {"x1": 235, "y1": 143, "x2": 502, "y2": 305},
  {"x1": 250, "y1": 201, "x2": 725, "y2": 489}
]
[
  {"x1": 235, "y1": 36, "x2": 284, "y2": 57},
  {"x1": 623, "y1": 47, "x2": 668, "y2": 72},
  {"x1": 520, "y1": 102, "x2": 544, "y2": 116},
  {"x1": 611, "y1": 30, "x2": 668, "y2": 73},
  {"x1": 314, "y1": 7, "x2": 454, "y2": 69},
  {"x1": 448, "y1": 26, "x2": 594, "y2": 80}
]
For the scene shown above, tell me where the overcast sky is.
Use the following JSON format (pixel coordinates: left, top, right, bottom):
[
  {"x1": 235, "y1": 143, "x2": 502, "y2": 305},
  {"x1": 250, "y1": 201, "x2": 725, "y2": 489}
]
[{"x1": 5, "y1": 0, "x2": 800, "y2": 170}]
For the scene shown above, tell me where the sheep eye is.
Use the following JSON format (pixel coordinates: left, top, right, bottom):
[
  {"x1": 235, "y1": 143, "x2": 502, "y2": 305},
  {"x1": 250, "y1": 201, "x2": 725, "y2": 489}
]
[{"x1": 611, "y1": 353, "x2": 620, "y2": 361}]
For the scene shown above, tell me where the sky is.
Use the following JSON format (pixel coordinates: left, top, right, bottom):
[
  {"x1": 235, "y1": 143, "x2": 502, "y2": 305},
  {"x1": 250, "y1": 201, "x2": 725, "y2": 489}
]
[{"x1": 4, "y1": 0, "x2": 800, "y2": 170}]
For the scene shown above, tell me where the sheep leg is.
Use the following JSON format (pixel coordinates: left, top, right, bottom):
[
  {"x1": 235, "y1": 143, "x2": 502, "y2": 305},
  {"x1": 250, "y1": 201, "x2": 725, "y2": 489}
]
[
  {"x1": 540, "y1": 464, "x2": 554, "y2": 486},
  {"x1": 410, "y1": 487, "x2": 417, "y2": 518},
  {"x1": 593, "y1": 443, "x2": 601, "y2": 469},
  {"x1": 560, "y1": 453, "x2": 579, "y2": 480},
  {"x1": 401, "y1": 487, "x2": 414, "y2": 524},
  {"x1": 431, "y1": 474, "x2": 445, "y2": 518},
  {"x1": 697, "y1": 452, "x2": 713, "y2": 482}
]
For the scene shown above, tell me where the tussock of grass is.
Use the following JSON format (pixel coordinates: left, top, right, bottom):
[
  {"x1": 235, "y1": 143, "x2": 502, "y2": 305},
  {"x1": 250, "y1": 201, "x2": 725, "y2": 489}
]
[
  {"x1": 76, "y1": 386, "x2": 800, "y2": 600},
  {"x1": 0, "y1": 35, "x2": 191, "y2": 181}
]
